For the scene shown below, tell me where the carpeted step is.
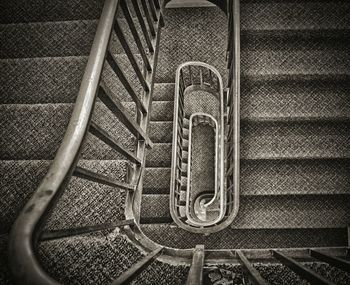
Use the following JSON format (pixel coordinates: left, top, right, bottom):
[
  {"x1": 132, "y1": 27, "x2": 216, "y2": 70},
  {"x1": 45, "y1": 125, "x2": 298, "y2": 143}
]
[
  {"x1": 140, "y1": 194, "x2": 350, "y2": 229},
  {"x1": 141, "y1": 224, "x2": 347, "y2": 249},
  {"x1": 240, "y1": 121, "x2": 350, "y2": 160},
  {"x1": 149, "y1": 101, "x2": 174, "y2": 121},
  {"x1": 0, "y1": 234, "x2": 12, "y2": 285},
  {"x1": 0, "y1": 160, "x2": 50, "y2": 234},
  {"x1": 0, "y1": 54, "x2": 144, "y2": 104},
  {"x1": 146, "y1": 143, "x2": 172, "y2": 167},
  {"x1": 142, "y1": 159, "x2": 350, "y2": 196},
  {"x1": 44, "y1": 160, "x2": 129, "y2": 230},
  {"x1": 255, "y1": 262, "x2": 350, "y2": 285},
  {"x1": 145, "y1": 122, "x2": 350, "y2": 167},
  {"x1": 148, "y1": 122, "x2": 173, "y2": 143},
  {"x1": 0, "y1": 19, "x2": 146, "y2": 59},
  {"x1": 0, "y1": 159, "x2": 130, "y2": 233},
  {"x1": 255, "y1": 263, "x2": 308, "y2": 285},
  {"x1": 241, "y1": 30, "x2": 350, "y2": 76},
  {"x1": 155, "y1": 7, "x2": 227, "y2": 83},
  {"x1": 0, "y1": 0, "x2": 104, "y2": 23},
  {"x1": 0, "y1": 101, "x2": 173, "y2": 161},
  {"x1": 132, "y1": 259, "x2": 189, "y2": 285},
  {"x1": 0, "y1": 103, "x2": 137, "y2": 160},
  {"x1": 304, "y1": 262, "x2": 350, "y2": 285},
  {"x1": 241, "y1": 0, "x2": 350, "y2": 31},
  {"x1": 241, "y1": 75, "x2": 350, "y2": 121},
  {"x1": 241, "y1": 159, "x2": 350, "y2": 196},
  {"x1": 143, "y1": 167, "x2": 171, "y2": 194},
  {"x1": 38, "y1": 233, "x2": 143, "y2": 285},
  {"x1": 0, "y1": 0, "x2": 143, "y2": 24},
  {"x1": 153, "y1": 83, "x2": 175, "y2": 101}
]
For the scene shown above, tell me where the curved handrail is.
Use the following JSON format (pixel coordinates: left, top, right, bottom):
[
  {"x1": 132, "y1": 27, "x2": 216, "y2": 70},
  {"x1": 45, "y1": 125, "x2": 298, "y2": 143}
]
[
  {"x1": 185, "y1": 112, "x2": 225, "y2": 226},
  {"x1": 8, "y1": 1, "x2": 119, "y2": 284},
  {"x1": 170, "y1": 61, "x2": 233, "y2": 233}
]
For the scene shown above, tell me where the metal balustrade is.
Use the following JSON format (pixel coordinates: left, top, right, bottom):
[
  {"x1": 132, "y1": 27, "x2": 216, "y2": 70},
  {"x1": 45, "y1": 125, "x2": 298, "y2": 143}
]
[
  {"x1": 8, "y1": 0, "x2": 164, "y2": 284},
  {"x1": 7, "y1": 0, "x2": 349, "y2": 284},
  {"x1": 170, "y1": 61, "x2": 239, "y2": 234}
]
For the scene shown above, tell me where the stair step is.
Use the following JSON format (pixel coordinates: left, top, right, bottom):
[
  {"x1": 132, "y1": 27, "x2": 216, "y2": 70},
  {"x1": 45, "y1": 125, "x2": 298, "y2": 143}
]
[
  {"x1": 153, "y1": 83, "x2": 175, "y2": 102},
  {"x1": 240, "y1": 121, "x2": 350, "y2": 160},
  {"x1": 0, "y1": 19, "x2": 144, "y2": 59},
  {"x1": 241, "y1": 74, "x2": 350, "y2": 121},
  {"x1": 150, "y1": 101, "x2": 174, "y2": 121},
  {"x1": 241, "y1": 30, "x2": 350, "y2": 76},
  {"x1": 143, "y1": 167, "x2": 171, "y2": 194},
  {"x1": 0, "y1": 0, "x2": 143, "y2": 24},
  {"x1": 143, "y1": 159, "x2": 350, "y2": 196},
  {"x1": 141, "y1": 194, "x2": 172, "y2": 224},
  {"x1": 0, "y1": 0, "x2": 104, "y2": 23},
  {"x1": 241, "y1": 1, "x2": 350, "y2": 31},
  {"x1": 241, "y1": 159, "x2": 350, "y2": 196},
  {"x1": 155, "y1": 7, "x2": 227, "y2": 83},
  {"x1": 0, "y1": 54, "x2": 144, "y2": 104},
  {"x1": 140, "y1": 194, "x2": 350, "y2": 229},
  {"x1": 148, "y1": 121, "x2": 173, "y2": 143},
  {"x1": 0, "y1": 103, "x2": 138, "y2": 160},
  {"x1": 0, "y1": 159, "x2": 129, "y2": 233},
  {"x1": 140, "y1": 224, "x2": 348, "y2": 249},
  {"x1": 146, "y1": 143, "x2": 172, "y2": 167},
  {"x1": 0, "y1": 234, "x2": 12, "y2": 284},
  {"x1": 38, "y1": 234, "x2": 143, "y2": 285}
]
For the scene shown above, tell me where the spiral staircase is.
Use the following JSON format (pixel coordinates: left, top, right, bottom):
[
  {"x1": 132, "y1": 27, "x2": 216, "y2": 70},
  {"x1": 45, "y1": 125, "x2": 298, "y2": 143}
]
[{"x1": 0, "y1": 0, "x2": 350, "y2": 284}]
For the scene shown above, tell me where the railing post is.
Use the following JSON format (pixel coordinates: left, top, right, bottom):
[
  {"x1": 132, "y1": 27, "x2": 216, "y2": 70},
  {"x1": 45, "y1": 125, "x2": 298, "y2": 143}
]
[{"x1": 186, "y1": 245, "x2": 205, "y2": 285}]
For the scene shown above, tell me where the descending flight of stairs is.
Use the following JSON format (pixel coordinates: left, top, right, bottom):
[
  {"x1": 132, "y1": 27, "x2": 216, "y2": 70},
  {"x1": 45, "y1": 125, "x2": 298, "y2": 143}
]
[
  {"x1": 0, "y1": 0, "x2": 350, "y2": 284},
  {"x1": 140, "y1": 2, "x2": 350, "y2": 251}
]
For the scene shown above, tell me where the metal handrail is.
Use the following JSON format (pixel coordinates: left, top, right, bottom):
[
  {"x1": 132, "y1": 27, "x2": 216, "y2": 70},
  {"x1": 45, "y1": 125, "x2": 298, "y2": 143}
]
[
  {"x1": 225, "y1": 0, "x2": 241, "y2": 228},
  {"x1": 8, "y1": 0, "x2": 164, "y2": 284},
  {"x1": 185, "y1": 112, "x2": 225, "y2": 226},
  {"x1": 170, "y1": 61, "x2": 228, "y2": 233}
]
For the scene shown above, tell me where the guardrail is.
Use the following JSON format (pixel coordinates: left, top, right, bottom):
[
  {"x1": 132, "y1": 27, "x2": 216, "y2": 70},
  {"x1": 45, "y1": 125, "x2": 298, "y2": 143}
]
[
  {"x1": 8, "y1": 0, "x2": 164, "y2": 284},
  {"x1": 170, "y1": 61, "x2": 230, "y2": 233}
]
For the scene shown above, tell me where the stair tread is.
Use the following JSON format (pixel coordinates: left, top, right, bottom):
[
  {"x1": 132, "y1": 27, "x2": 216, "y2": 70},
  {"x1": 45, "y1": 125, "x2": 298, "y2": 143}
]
[
  {"x1": 0, "y1": 102, "x2": 174, "y2": 160},
  {"x1": 0, "y1": 54, "x2": 144, "y2": 104},
  {"x1": 241, "y1": 1, "x2": 350, "y2": 31},
  {"x1": 38, "y1": 234, "x2": 143, "y2": 285},
  {"x1": 0, "y1": 159, "x2": 129, "y2": 234},
  {"x1": 143, "y1": 158, "x2": 350, "y2": 196},
  {"x1": 140, "y1": 224, "x2": 348, "y2": 249},
  {"x1": 0, "y1": 103, "x2": 137, "y2": 160},
  {"x1": 0, "y1": 18, "x2": 146, "y2": 58},
  {"x1": 0, "y1": 0, "x2": 104, "y2": 23},
  {"x1": 241, "y1": 74, "x2": 350, "y2": 121},
  {"x1": 140, "y1": 194, "x2": 350, "y2": 229}
]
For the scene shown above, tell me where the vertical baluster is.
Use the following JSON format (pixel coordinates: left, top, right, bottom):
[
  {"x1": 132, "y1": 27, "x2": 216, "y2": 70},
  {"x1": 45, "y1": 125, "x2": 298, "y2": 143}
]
[
  {"x1": 209, "y1": 69, "x2": 213, "y2": 87},
  {"x1": 199, "y1": 67, "x2": 204, "y2": 86},
  {"x1": 153, "y1": 0, "x2": 160, "y2": 9},
  {"x1": 149, "y1": 0, "x2": 158, "y2": 21},
  {"x1": 131, "y1": 0, "x2": 154, "y2": 53},
  {"x1": 180, "y1": 69, "x2": 186, "y2": 90},
  {"x1": 120, "y1": 0, "x2": 152, "y2": 71},
  {"x1": 140, "y1": 1, "x2": 156, "y2": 37},
  {"x1": 188, "y1": 66, "x2": 194, "y2": 85}
]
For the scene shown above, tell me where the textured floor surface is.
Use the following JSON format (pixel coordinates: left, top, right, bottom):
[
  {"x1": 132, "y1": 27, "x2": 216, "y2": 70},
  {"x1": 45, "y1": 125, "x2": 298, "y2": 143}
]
[
  {"x1": 1, "y1": 0, "x2": 350, "y2": 284},
  {"x1": 0, "y1": 0, "x2": 188, "y2": 284},
  {"x1": 140, "y1": 2, "x2": 350, "y2": 250}
]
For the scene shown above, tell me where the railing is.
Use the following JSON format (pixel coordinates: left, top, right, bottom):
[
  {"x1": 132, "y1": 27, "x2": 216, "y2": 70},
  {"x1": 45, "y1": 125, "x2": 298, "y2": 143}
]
[
  {"x1": 170, "y1": 62, "x2": 229, "y2": 233},
  {"x1": 225, "y1": 0, "x2": 241, "y2": 228},
  {"x1": 8, "y1": 0, "x2": 164, "y2": 284}
]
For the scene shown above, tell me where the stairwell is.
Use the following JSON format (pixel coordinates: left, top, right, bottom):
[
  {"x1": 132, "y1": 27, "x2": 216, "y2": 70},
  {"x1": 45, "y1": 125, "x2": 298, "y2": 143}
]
[{"x1": 1, "y1": 0, "x2": 350, "y2": 284}]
